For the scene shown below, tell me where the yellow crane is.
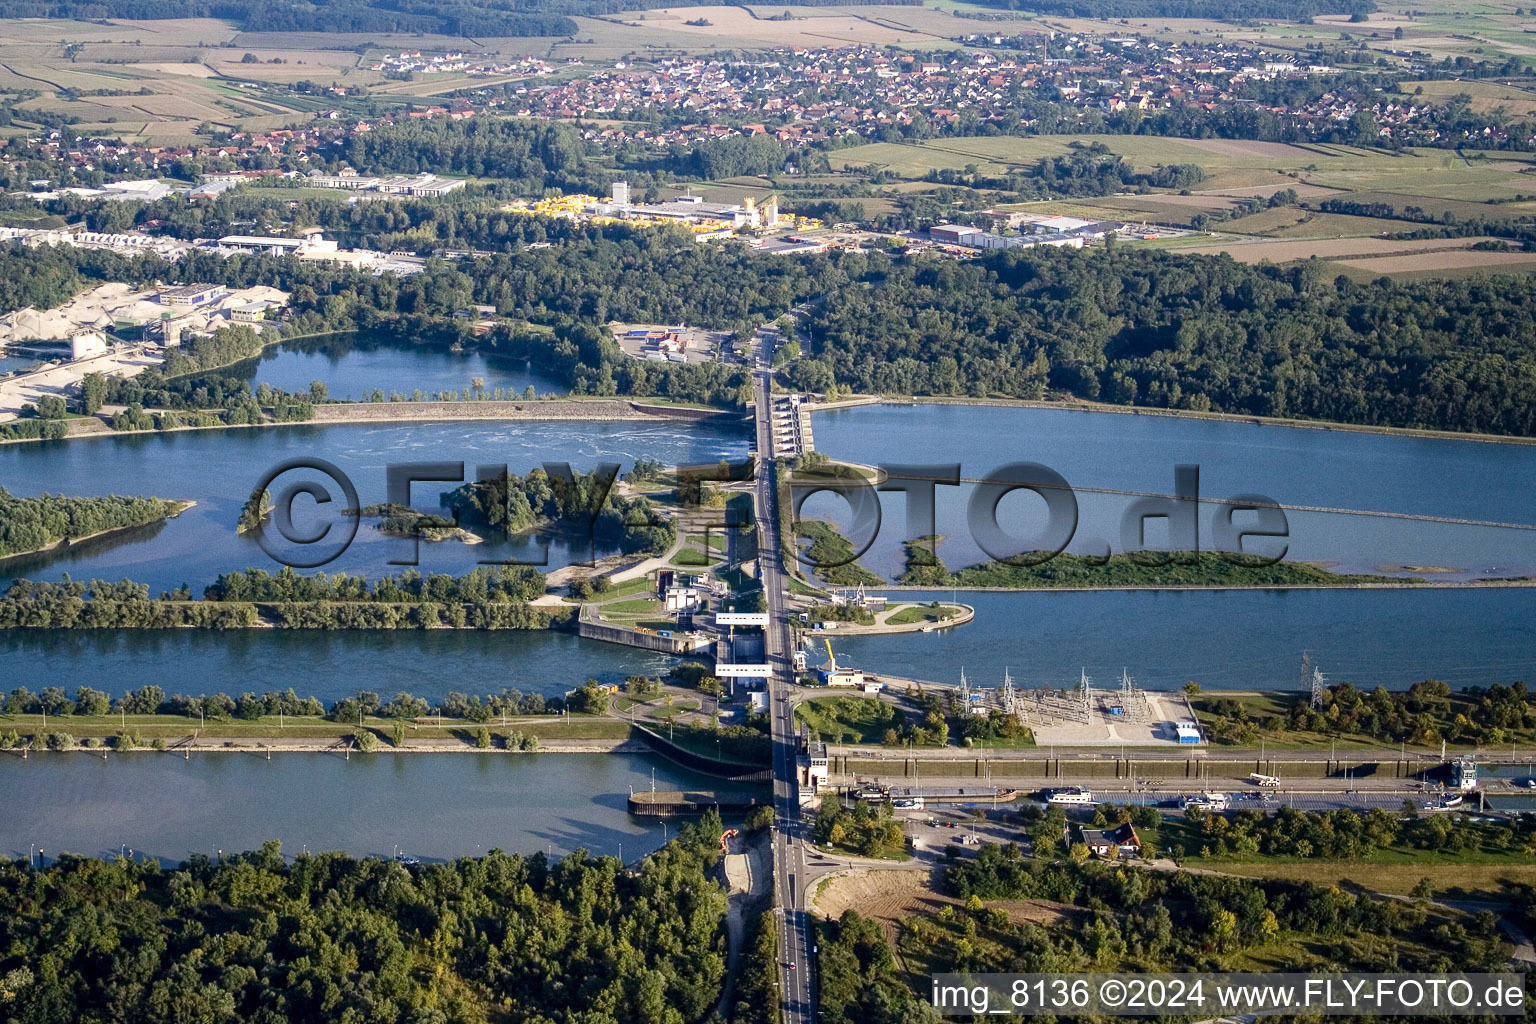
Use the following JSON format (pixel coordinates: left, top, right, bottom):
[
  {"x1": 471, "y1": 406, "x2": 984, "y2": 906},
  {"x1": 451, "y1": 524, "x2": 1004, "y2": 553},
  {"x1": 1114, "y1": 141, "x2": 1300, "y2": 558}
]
[{"x1": 824, "y1": 638, "x2": 837, "y2": 672}]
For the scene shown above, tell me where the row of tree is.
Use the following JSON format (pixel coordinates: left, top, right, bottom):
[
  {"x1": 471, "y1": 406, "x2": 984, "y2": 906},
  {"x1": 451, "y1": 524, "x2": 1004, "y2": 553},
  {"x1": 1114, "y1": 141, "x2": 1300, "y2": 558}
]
[
  {"x1": 0, "y1": 574, "x2": 566, "y2": 630},
  {"x1": 4, "y1": 681, "x2": 581, "y2": 723},
  {"x1": 1199, "y1": 680, "x2": 1535, "y2": 746}
]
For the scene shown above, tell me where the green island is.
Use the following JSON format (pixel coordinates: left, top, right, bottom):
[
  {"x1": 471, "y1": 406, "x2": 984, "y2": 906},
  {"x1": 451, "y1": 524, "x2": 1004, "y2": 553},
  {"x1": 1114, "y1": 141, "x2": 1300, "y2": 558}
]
[
  {"x1": 0, "y1": 490, "x2": 191, "y2": 559},
  {"x1": 939, "y1": 550, "x2": 1421, "y2": 589},
  {"x1": 0, "y1": 569, "x2": 562, "y2": 630}
]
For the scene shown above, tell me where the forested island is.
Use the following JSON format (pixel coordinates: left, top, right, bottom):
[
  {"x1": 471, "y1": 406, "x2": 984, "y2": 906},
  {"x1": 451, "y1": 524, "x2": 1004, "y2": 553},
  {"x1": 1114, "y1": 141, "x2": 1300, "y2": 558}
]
[
  {"x1": 897, "y1": 542, "x2": 1422, "y2": 589},
  {"x1": 0, "y1": 569, "x2": 562, "y2": 629},
  {"x1": 0, "y1": 490, "x2": 189, "y2": 559}
]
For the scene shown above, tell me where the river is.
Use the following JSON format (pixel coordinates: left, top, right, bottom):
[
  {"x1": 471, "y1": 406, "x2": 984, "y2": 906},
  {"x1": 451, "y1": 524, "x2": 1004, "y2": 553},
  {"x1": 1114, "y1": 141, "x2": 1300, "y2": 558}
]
[
  {"x1": 230, "y1": 333, "x2": 567, "y2": 402},
  {"x1": 5, "y1": 393, "x2": 1536, "y2": 859},
  {"x1": 808, "y1": 403, "x2": 1536, "y2": 581},
  {"x1": 802, "y1": 403, "x2": 1536, "y2": 691},
  {"x1": 826, "y1": 587, "x2": 1536, "y2": 691},
  {"x1": 0, "y1": 417, "x2": 749, "y2": 592},
  {"x1": 0, "y1": 751, "x2": 760, "y2": 865},
  {"x1": 0, "y1": 628, "x2": 676, "y2": 701}
]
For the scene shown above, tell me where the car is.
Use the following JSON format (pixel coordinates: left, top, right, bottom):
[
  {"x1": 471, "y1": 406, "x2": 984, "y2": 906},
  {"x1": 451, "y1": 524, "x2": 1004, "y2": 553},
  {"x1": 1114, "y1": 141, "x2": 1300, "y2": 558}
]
[{"x1": 787, "y1": 962, "x2": 796, "y2": 970}]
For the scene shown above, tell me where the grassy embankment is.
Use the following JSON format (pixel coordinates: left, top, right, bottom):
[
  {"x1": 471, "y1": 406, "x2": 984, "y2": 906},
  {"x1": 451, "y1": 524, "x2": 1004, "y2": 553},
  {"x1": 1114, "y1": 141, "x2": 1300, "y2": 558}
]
[{"x1": 0, "y1": 712, "x2": 629, "y2": 745}]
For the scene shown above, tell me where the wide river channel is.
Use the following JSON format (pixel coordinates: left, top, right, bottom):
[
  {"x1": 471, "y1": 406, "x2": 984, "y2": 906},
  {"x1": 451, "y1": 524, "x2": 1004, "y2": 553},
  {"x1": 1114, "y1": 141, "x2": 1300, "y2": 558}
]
[{"x1": 3, "y1": 342, "x2": 1535, "y2": 859}]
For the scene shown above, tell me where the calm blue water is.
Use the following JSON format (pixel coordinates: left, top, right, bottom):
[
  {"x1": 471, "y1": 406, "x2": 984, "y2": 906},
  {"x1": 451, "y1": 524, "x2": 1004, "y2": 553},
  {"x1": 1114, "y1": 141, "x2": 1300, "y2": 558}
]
[
  {"x1": 808, "y1": 404, "x2": 1536, "y2": 580},
  {"x1": 827, "y1": 588, "x2": 1536, "y2": 692},
  {"x1": 0, "y1": 628, "x2": 674, "y2": 702},
  {"x1": 0, "y1": 418, "x2": 749, "y2": 592},
  {"x1": 233, "y1": 334, "x2": 566, "y2": 402},
  {"x1": 0, "y1": 752, "x2": 758, "y2": 864},
  {"x1": 0, "y1": 354, "x2": 41, "y2": 376}
]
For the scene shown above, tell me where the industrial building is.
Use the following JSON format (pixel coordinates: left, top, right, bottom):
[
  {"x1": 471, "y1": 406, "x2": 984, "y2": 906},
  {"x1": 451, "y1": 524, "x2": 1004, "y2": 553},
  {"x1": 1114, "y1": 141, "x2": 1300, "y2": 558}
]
[
  {"x1": 588, "y1": 181, "x2": 779, "y2": 231},
  {"x1": 302, "y1": 170, "x2": 465, "y2": 197},
  {"x1": 929, "y1": 223, "x2": 1084, "y2": 251},
  {"x1": 157, "y1": 284, "x2": 228, "y2": 309},
  {"x1": 817, "y1": 639, "x2": 864, "y2": 687}
]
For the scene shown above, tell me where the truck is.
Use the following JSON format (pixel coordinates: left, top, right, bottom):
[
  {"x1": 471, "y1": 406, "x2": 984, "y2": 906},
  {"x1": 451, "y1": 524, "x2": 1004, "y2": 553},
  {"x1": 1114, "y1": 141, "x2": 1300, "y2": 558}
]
[{"x1": 1248, "y1": 773, "x2": 1281, "y2": 788}]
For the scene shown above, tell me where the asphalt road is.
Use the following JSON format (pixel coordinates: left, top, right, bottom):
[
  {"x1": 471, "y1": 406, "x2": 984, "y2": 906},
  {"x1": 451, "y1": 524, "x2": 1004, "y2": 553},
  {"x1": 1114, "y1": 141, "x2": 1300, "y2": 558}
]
[{"x1": 752, "y1": 332, "x2": 814, "y2": 1024}]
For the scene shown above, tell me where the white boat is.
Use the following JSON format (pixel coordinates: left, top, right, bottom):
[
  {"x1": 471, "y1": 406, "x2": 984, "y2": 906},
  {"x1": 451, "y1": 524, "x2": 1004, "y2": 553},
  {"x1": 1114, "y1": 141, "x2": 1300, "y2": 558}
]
[{"x1": 1047, "y1": 788, "x2": 1095, "y2": 805}]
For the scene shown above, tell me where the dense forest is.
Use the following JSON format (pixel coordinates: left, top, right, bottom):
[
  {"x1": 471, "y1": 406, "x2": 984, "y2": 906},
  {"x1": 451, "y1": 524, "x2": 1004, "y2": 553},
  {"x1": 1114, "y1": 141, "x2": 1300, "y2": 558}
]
[
  {"x1": 0, "y1": 814, "x2": 731, "y2": 1024},
  {"x1": 17, "y1": 224, "x2": 1536, "y2": 432},
  {"x1": 0, "y1": 490, "x2": 184, "y2": 558},
  {"x1": 820, "y1": 849, "x2": 1512, "y2": 1024},
  {"x1": 791, "y1": 246, "x2": 1536, "y2": 436},
  {"x1": 0, "y1": 0, "x2": 578, "y2": 35}
]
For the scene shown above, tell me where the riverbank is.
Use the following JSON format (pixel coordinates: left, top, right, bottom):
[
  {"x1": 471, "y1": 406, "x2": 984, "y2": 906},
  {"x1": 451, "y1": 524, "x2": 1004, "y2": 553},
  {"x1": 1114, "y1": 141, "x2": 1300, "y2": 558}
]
[
  {"x1": 0, "y1": 712, "x2": 633, "y2": 749},
  {"x1": 805, "y1": 394, "x2": 1536, "y2": 447}
]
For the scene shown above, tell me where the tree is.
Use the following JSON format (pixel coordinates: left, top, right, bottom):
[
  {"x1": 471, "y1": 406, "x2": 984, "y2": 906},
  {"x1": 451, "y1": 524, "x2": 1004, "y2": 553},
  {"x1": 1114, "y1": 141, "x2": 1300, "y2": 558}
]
[{"x1": 34, "y1": 395, "x2": 66, "y2": 419}]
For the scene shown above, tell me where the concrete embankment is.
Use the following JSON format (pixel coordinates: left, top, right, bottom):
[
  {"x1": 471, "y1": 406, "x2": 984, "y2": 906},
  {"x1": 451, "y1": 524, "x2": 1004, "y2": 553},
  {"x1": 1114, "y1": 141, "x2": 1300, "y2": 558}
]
[
  {"x1": 6, "y1": 399, "x2": 738, "y2": 445},
  {"x1": 816, "y1": 603, "x2": 975, "y2": 636},
  {"x1": 829, "y1": 752, "x2": 1460, "y2": 783},
  {"x1": 40, "y1": 736, "x2": 647, "y2": 756},
  {"x1": 310, "y1": 399, "x2": 734, "y2": 424}
]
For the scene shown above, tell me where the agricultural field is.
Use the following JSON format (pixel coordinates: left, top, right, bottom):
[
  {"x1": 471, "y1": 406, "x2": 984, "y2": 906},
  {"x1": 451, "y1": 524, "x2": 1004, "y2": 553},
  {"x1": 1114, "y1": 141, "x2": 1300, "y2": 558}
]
[
  {"x1": 1169, "y1": 235, "x2": 1494, "y2": 264},
  {"x1": 1401, "y1": 78, "x2": 1536, "y2": 118},
  {"x1": 1334, "y1": 248, "x2": 1536, "y2": 277},
  {"x1": 1220, "y1": 208, "x2": 1433, "y2": 237}
]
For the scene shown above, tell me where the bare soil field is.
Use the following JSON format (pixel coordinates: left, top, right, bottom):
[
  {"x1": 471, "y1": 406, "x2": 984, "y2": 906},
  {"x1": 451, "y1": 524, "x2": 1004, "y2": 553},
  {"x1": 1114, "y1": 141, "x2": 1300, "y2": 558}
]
[
  {"x1": 1337, "y1": 249, "x2": 1536, "y2": 275},
  {"x1": 608, "y1": 6, "x2": 954, "y2": 47},
  {"x1": 1175, "y1": 236, "x2": 1489, "y2": 263},
  {"x1": 1203, "y1": 182, "x2": 1342, "y2": 199},
  {"x1": 813, "y1": 866, "x2": 1074, "y2": 958}
]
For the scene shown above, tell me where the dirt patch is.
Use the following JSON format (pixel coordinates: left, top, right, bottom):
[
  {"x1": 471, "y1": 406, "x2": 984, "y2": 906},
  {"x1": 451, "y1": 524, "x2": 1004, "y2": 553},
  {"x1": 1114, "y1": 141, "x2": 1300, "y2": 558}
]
[
  {"x1": 1338, "y1": 250, "x2": 1536, "y2": 274},
  {"x1": 1176, "y1": 236, "x2": 1488, "y2": 263},
  {"x1": 813, "y1": 866, "x2": 1073, "y2": 953}
]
